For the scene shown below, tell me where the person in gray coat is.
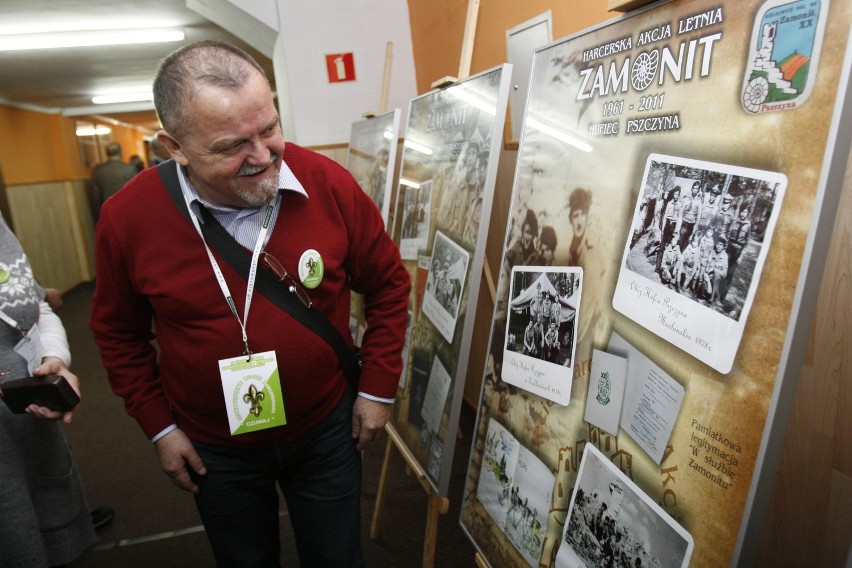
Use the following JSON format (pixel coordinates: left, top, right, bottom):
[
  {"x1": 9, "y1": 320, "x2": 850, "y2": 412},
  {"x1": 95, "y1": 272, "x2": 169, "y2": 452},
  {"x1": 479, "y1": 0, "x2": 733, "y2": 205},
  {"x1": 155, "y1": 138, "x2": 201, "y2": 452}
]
[
  {"x1": 91, "y1": 142, "x2": 137, "y2": 219},
  {"x1": 0, "y1": 214, "x2": 97, "y2": 566}
]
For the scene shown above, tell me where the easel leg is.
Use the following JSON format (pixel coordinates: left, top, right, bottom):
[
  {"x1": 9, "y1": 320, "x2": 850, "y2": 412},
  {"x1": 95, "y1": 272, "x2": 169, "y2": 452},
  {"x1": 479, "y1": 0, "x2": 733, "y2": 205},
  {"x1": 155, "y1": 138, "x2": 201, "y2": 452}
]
[
  {"x1": 422, "y1": 493, "x2": 448, "y2": 568},
  {"x1": 369, "y1": 424, "x2": 450, "y2": 567},
  {"x1": 369, "y1": 433, "x2": 395, "y2": 540}
]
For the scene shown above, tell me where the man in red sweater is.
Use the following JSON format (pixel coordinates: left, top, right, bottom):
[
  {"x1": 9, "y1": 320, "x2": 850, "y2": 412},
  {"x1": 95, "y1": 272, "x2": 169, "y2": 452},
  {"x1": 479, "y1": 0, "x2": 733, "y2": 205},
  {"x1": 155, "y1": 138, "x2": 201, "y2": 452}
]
[{"x1": 89, "y1": 40, "x2": 409, "y2": 567}]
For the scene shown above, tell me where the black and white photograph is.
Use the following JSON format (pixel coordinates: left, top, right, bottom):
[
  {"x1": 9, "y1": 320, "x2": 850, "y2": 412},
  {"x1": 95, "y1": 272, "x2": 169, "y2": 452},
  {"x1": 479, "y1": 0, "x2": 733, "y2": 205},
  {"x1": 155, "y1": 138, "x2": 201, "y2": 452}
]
[
  {"x1": 398, "y1": 179, "x2": 432, "y2": 260},
  {"x1": 555, "y1": 444, "x2": 694, "y2": 568},
  {"x1": 477, "y1": 418, "x2": 554, "y2": 568},
  {"x1": 421, "y1": 230, "x2": 469, "y2": 343},
  {"x1": 613, "y1": 154, "x2": 786, "y2": 374},
  {"x1": 501, "y1": 266, "x2": 583, "y2": 406}
]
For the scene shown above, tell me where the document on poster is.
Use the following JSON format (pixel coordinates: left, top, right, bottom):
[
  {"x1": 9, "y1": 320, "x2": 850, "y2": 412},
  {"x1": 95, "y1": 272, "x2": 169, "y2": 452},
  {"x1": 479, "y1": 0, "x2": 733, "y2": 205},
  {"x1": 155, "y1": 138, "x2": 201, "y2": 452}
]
[
  {"x1": 583, "y1": 349, "x2": 628, "y2": 436},
  {"x1": 612, "y1": 154, "x2": 786, "y2": 374},
  {"x1": 502, "y1": 266, "x2": 583, "y2": 406},
  {"x1": 608, "y1": 334, "x2": 684, "y2": 464},
  {"x1": 420, "y1": 355, "x2": 451, "y2": 436}
]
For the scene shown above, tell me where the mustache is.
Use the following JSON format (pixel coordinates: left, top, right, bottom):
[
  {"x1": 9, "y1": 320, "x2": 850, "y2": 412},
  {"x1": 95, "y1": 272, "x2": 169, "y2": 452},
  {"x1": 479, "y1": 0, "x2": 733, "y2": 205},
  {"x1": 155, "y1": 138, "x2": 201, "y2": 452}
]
[{"x1": 237, "y1": 153, "x2": 280, "y2": 177}]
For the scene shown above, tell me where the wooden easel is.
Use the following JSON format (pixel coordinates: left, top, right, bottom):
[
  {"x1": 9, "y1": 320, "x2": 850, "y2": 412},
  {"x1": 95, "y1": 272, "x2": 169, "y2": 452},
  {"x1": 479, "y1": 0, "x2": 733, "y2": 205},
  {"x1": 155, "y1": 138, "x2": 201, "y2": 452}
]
[
  {"x1": 363, "y1": 41, "x2": 394, "y2": 118},
  {"x1": 369, "y1": 2, "x2": 483, "y2": 567},
  {"x1": 369, "y1": 423, "x2": 449, "y2": 567}
]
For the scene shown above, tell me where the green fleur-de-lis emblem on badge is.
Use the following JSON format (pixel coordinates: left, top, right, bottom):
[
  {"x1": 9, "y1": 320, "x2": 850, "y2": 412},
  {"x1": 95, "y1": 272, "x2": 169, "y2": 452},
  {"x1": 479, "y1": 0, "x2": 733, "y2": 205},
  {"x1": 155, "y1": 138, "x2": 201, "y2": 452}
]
[
  {"x1": 305, "y1": 257, "x2": 318, "y2": 277},
  {"x1": 243, "y1": 384, "x2": 265, "y2": 416}
]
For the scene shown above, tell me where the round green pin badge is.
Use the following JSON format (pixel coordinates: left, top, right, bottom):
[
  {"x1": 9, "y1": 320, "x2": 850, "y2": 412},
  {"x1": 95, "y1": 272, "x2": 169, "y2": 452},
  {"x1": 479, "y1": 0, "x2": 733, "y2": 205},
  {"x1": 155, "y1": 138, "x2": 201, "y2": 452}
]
[
  {"x1": 298, "y1": 249, "x2": 324, "y2": 289},
  {"x1": 0, "y1": 263, "x2": 10, "y2": 284}
]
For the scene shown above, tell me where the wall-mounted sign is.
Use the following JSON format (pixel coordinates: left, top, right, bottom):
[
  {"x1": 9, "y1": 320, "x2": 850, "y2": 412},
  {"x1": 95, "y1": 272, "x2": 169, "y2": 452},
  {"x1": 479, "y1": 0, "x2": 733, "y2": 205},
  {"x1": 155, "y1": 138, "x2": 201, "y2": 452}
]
[{"x1": 325, "y1": 52, "x2": 356, "y2": 83}]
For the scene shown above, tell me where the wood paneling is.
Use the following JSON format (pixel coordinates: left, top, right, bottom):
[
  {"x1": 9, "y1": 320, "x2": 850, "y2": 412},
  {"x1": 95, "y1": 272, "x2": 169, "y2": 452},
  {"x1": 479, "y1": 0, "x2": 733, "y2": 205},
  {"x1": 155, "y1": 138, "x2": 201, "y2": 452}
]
[
  {"x1": 6, "y1": 180, "x2": 94, "y2": 292},
  {"x1": 756, "y1": 147, "x2": 852, "y2": 567}
]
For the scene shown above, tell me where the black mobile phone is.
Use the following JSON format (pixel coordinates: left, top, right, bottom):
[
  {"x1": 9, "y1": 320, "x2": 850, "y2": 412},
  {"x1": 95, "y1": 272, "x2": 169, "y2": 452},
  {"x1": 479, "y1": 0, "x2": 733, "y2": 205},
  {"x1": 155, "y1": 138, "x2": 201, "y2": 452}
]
[{"x1": 0, "y1": 375, "x2": 80, "y2": 413}]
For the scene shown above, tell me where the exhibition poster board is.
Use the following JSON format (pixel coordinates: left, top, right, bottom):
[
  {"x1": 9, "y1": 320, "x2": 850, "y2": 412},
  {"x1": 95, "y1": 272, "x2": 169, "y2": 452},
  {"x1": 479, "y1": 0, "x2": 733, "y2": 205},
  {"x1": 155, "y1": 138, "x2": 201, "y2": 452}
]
[
  {"x1": 345, "y1": 110, "x2": 402, "y2": 345},
  {"x1": 460, "y1": 0, "x2": 851, "y2": 566},
  {"x1": 346, "y1": 109, "x2": 401, "y2": 227},
  {"x1": 389, "y1": 64, "x2": 513, "y2": 496}
]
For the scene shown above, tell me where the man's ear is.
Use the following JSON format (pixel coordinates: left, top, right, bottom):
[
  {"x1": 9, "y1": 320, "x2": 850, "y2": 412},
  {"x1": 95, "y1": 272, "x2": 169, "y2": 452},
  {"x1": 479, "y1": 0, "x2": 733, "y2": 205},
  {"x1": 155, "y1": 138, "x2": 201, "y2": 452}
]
[{"x1": 156, "y1": 130, "x2": 189, "y2": 166}]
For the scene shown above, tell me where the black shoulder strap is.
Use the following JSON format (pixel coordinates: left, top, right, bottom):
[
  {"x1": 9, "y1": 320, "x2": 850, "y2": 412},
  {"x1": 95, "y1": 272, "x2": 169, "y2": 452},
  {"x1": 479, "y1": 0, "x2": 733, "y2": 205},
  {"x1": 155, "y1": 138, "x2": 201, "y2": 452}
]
[{"x1": 156, "y1": 160, "x2": 361, "y2": 388}]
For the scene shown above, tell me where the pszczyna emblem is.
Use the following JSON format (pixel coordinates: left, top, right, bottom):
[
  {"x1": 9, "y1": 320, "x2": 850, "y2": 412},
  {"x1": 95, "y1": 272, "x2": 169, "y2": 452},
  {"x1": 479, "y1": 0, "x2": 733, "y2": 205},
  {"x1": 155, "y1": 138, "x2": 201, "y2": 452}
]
[
  {"x1": 596, "y1": 371, "x2": 611, "y2": 406},
  {"x1": 741, "y1": 0, "x2": 828, "y2": 113}
]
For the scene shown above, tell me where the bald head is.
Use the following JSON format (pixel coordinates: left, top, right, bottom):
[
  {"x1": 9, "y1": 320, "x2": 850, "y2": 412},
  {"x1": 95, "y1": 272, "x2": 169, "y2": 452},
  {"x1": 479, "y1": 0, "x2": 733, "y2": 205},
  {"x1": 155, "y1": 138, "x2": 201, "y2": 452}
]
[{"x1": 153, "y1": 40, "x2": 269, "y2": 139}]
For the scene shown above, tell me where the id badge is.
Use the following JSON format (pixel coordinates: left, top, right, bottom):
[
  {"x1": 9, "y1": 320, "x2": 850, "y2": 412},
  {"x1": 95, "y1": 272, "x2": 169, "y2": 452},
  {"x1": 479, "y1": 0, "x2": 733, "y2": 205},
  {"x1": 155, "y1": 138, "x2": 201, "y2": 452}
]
[
  {"x1": 219, "y1": 350, "x2": 286, "y2": 435},
  {"x1": 14, "y1": 325, "x2": 44, "y2": 375}
]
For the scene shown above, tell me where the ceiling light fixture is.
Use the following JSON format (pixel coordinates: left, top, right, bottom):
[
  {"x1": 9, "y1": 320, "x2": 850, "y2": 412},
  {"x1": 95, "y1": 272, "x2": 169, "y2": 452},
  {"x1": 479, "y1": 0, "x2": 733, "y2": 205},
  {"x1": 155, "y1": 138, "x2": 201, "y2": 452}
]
[
  {"x1": 76, "y1": 126, "x2": 112, "y2": 137},
  {"x1": 92, "y1": 92, "x2": 154, "y2": 105},
  {"x1": 0, "y1": 29, "x2": 184, "y2": 52}
]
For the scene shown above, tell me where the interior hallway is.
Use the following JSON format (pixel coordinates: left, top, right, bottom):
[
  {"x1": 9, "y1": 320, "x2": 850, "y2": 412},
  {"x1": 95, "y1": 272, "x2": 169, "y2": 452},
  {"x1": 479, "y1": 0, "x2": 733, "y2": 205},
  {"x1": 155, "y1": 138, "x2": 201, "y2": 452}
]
[{"x1": 58, "y1": 282, "x2": 477, "y2": 567}]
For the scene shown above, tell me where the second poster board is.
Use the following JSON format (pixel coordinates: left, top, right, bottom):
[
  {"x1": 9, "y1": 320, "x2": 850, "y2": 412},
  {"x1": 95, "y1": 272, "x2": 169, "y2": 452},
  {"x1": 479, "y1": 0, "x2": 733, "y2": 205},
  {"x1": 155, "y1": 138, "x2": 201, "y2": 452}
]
[{"x1": 390, "y1": 64, "x2": 513, "y2": 496}]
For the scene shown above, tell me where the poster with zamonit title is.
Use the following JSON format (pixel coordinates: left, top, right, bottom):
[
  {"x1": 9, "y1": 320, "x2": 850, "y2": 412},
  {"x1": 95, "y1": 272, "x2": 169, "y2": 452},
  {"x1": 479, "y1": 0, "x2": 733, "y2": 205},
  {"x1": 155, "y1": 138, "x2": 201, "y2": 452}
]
[
  {"x1": 460, "y1": 1, "x2": 851, "y2": 566},
  {"x1": 389, "y1": 64, "x2": 513, "y2": 496}
]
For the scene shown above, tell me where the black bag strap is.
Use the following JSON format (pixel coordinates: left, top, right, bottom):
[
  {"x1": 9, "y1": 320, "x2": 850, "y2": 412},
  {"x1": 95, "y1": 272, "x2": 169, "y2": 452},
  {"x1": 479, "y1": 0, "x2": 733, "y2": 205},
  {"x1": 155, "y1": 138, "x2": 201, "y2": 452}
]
[{"x1": 156, "y1": 160, "x2": 361, "y2": 388}]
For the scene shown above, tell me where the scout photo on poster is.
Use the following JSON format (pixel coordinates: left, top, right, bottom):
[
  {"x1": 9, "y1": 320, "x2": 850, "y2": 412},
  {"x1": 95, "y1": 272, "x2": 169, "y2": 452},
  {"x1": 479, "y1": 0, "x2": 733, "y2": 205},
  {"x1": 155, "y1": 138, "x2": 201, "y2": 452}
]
[
  {"x1": 398, "y1": 179, "x2": 432, "y2": 260},
  {"x1": 555, "y1": 444, "x2": 694, "y2": 568},
  {"x1": 502, "y1": 266, "x2": 582, "y2": 406},
  {"x1": 477, "y1": 417, "x2": 554, "y2": 568},
  {"x1": 613, "y1": 154, "x2": 786, "y2": 374},
  {"x1": 346, "y1": 109, "x2": 400, "y2": 226},
  {"x1": 421, "y1": 230, "x2": 469, "y2": 343}
]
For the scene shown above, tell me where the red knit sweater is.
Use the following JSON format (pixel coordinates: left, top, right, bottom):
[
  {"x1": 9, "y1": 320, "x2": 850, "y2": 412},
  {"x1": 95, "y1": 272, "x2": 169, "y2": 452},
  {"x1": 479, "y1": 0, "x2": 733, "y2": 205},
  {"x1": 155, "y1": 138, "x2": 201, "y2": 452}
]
[{"x1": 90, "y1": 144, "x2": 410, "y2": 446}]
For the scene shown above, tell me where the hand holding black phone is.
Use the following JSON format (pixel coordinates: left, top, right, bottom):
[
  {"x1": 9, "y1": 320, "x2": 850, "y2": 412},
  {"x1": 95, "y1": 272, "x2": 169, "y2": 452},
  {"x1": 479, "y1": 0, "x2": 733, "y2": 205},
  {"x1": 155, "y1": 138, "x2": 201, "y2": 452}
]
[{"x1": 0, "y1": 375, "x2": 81, "y2": 413}]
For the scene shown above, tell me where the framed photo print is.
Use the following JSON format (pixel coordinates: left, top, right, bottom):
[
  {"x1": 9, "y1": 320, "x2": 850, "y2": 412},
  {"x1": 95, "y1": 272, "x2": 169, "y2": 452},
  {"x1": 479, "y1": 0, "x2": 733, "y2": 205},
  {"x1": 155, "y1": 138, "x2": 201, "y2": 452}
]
[
  {"x1": 502, "y1": 266, "x2": 583, "y2": 405},
  {"x1": 613, "y1": 154, "x2": 787, "y2": 373}
]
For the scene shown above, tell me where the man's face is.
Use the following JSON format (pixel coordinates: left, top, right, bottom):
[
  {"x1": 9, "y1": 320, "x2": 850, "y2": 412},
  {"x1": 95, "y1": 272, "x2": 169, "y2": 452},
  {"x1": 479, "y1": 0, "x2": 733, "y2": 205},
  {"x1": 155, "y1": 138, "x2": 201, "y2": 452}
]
[
  {"x1": 161, "y1": 71, "x2": 286, "y2": 208},
  {"x1": 692, "y1": 182, "x2": 700, "y2": 196},
  {"x1": 570, "y1": 209, "x2": 587, "y2": 237}
]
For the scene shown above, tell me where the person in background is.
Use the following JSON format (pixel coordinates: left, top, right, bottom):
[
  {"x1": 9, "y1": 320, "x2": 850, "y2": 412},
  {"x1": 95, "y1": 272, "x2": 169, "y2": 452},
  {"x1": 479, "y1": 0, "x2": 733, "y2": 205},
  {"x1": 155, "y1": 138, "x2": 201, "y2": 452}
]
[
  {"x1": 0, "y1": 213, "x2": 98, "y2": 566},
  {"x1": 129, "y1": 154, "x2": 145, "y2": 174},
  {"x1": 90, "y1": 142, "x2": 137, "y2": 219},
  {"x1": 89, "y1": 40, "x2": 409, "y2": 567},
  {"x1": 148, "y1": 136, "x2": 169, "y2": 166}
]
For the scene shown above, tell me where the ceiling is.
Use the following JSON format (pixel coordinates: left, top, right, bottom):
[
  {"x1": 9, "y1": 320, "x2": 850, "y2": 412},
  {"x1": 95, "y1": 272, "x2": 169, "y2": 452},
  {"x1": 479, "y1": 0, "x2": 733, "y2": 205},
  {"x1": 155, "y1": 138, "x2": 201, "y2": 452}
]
[{"x1": 0, "y1": 0, "x2": 275, "y2": 133}]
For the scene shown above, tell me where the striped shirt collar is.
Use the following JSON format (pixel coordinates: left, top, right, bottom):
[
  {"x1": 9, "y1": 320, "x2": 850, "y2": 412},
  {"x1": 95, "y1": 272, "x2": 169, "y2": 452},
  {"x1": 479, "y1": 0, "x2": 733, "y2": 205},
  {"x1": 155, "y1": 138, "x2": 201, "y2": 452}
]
[{"x1": 176, "y1": 159, "x2": 308, "y2": 217}]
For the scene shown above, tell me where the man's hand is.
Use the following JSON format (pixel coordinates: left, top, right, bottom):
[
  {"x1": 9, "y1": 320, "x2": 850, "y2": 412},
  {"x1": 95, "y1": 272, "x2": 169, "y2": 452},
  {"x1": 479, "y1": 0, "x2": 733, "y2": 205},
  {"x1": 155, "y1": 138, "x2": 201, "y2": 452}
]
[
  {"x1": 154, "y1": 428, "x2": 207, "y2": 494},
  {"x1": 351, "y1": 397, "x2": 391, "y2": 451}
]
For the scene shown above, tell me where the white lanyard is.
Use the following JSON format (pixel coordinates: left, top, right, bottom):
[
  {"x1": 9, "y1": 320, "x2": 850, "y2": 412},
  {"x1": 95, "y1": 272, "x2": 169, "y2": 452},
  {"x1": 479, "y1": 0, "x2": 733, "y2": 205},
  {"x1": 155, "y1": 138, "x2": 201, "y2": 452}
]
[
  {"x1": 0, "y1": 308, "x2": 26, "y2": 334},
  {"x1": 183, "y1": 192, "x2": 281, "y2": 359}
]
